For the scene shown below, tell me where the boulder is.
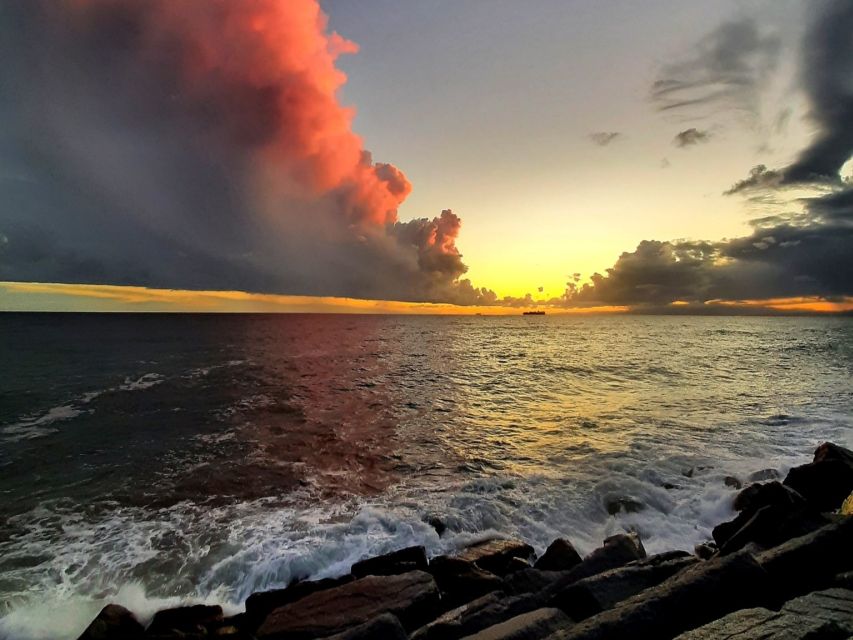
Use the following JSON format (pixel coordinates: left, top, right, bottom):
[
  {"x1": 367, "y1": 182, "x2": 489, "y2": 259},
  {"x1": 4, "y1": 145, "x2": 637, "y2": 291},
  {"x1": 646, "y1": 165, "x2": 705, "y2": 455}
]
[
  {"x1": 757, "y1": 516, "x2": 853, "y2": 603},
  {"x1": 732, "y1": 481, "x2": 805, "y2": 513},
  {"x1": 411, "y1": 593, "x2": 542, "y2": 640},
  {"x1": 549, "y1": 554, "x2": 697, "y2": 620},
  {"x1": 549, "y1": 551, "x2": 771, "y2": 640},
  {"x1": 459, "y1": 608, "x2": 572, "y2": 640},
  {"x1": 77, "y1": 604, "x2": 144, "y2": 640},
  {"x1": 603, "y1": 497, "x2": 644, "y2": 515},
  {"x1": 534, "y1": 539, "x2": 582, "y2": 572},
  {"x1": 457, "y1": 539, "x2": 535, "y2": 576},
  {"x1": 841, "y1": 491, "x2": 853, "y2": 515},
  {"x1": 673, "y1": 588, "x2": 853, "y2": 639},
  {"x1": 256, "y1": 570, "x2": 439, "y2": 639},
  {"x1": 503, "y1": 569, "x2": 565, "y2": 596},
  {"x1": 426, "y1": 516, "x2": 447, "y2": 536},
  {"x1": 146, "y1": 604, "x2": 223, "y2": 637},
  {"x1": 563, "y1": 533, "x2": 646, "y2": 583},
  {"x1": 748, "y1": 468, "x2": 780, "y2": 482},
  {"x1": 319, "y1": 613, "x2": 408, "y2": 640},
  {"x1": 245, "y1": 574, "x2": 355, "y2": 631},
  {"x1": 783, "y1": 442, "x2": 853, "y2": 512},
  {"x1": 504, "y1": 557, "x2": 532, "y2": 574},
  {"x1": 351, "y1": 545, "x2": 428, "y2": 578},
  {"x1": 427, "y1": 555, "x2": 504, "y2": 608},
  {"x1": 724, "y1": 476, "x2": 742, "y2": 489},
  {"x1": 693, "y1": 542, "x2": 717, "y2": 560}
]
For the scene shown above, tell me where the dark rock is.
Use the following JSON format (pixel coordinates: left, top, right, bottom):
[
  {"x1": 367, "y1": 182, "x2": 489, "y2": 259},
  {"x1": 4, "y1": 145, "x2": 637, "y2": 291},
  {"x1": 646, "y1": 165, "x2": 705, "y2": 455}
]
[
  {"x1": 427, "y1": 555, "x2": 504, "y2": 609},
  {"x1": 718, "y1": 503, "x2": 830, "y2": 555},
  {"x1": 351, "y1": 545, "x2": 428, "y2": 578},
  {"x1": 757, "y1": 516, "x2": 853, "y2": 603},
  {"x1": 673, "y1": 588, "x2": 853, "y2": 639},
  {"x1": 748, "y1": 468, "x2": 780, "y2": 482},
  {"x1": 724, "y1": 476, "x2": 742, "y2": 489},
  {"x1": 412, "y1": 593, "x2": 543, "y2": 640},
  {"x1": 604, "y1": 497, "x2": 644, "y2": 515},
  {"x1": 503, "y1": 569, "x2": 564, "y2": 596},
  {"x1": 662, "y1": 482, "x2": 678, "y2": 490},
  {"x1": 77, "y1": 604, "x2": 144, "y2": 640},
  {"x1": 426, "y1": 516, "x2": 447, "y2": 536},
  {"x1": 245, "y1": 574, "x2": 355, "y2": 631},
  {"x1": 552, "y1": 551, "x2": 771, "y2": 640},
  {"x1": 628, "y1": 549, "x2": 691, "y2": 566},
  {"x1": 504, "y1": 557, "x2": 531, "y2": 574},
  {"x1": 320, "y1": 613, "x2": 408, "y2": 640},
  {"x1": 211, "y1": 625, "x2": 253, "y2": 638},
  {"x1": 146, "y1": 604, "x2": 223, "y2": 637},
  {"x1": 457, "y1": 539, "x2": 535, "y2": 576},
  {"x1": 733, "y1": 481, "x2": 805, "y2": 513},
  {"x1": 256, "y1": 570, "x2": 439, "y2": 639},
  {"x1": 693, "y1": 542, "x2": 717, "y2": 560},
  {"x1": 534, "y1": 539, "x2": 582, "y2": 572},
  {"x1": 835, "y1": 571, "x2": 853, "y2": 589},
  {"x1": 549, "y1": 554, "x2": 697, "y2": 621},
  {"x1": 567, "y1": 533, "x2": 646, "y2": 582},
  {"x1": 784, "y1": 442, "x2": 853, "y2": 512},
  {"x1": 460, "y1": 608, "x2": 572, "y2": 640}
]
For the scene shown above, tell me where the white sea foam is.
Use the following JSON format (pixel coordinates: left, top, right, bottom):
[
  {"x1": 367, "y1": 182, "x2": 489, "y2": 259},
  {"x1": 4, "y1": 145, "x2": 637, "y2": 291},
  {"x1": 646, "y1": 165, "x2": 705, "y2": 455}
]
[{"x1": 1, "y1": 405, "x2": 86, "y2": 442}]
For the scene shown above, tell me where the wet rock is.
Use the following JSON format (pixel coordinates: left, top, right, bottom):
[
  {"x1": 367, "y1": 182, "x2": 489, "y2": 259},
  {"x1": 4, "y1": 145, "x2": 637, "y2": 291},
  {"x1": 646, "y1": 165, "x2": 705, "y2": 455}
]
[
  {"x1": 256, "y1": 570, "x2": 439, "y2": 639},
  {"x1": 551, "y1": 551, "x2": 771, "y2": 640},
  {"x1": 77, "y1": 604, "x2": 144, "y2": 640},
  {"x1": 503, "y1": 569, "x2": 564, "y2": 596},
  {"x1": 784, "y1": 442, "x2": 853, "y2": 512},
  {"x1": 320, "y1": 613, "x2": 408, "y2": 640},
  {"x1": 673, "y1": 588, "x2": 853, "y2": 639},
  {"x1": 724, "y1": 476, "x2": 742, "y2": 489},
  {"x1": 549, "y1": 554, "x2": 697, "y2": 620},
  {"x1": 534, "y1": 539, "x2": 582, "y2": 572},
  {"x1": 245, "y1": 574, "x2": 355, "y2": 631},
  {"x1": 410, "y1": 593, "x2": 506, "y2": 640},
  {"x1": 717, "y1": 503, "x2": 830, "y2": 555},
  {"x1": 460, "y1": 607, "x2": 572, "y2": 640},
  {"x1": 458, "y1": 539, "x2": 535, "y2": 576},
  {"x1": 427, "y1": 555, "x2": 504, "y2": 609},
  {"x1": 835, "y1": 571, "x2": 853, "y2": 589},
  {"x1": 732, "y1": 481, "x2": 805, "y2": 513},
  {"x1": 351, "y1": 545, "x2": 428, "y2": 578},
  {"x1": 426, "y1": 515, "x2": 447, "y2": 536},
  {"x1": 757, "y1": 516, "x2": 853, "y2": 603},
  {"x1": 146, "y1": 604, "x2": 223, "y2": 637},
  {"x1": 748, "y1": 468, "x2": 780, "y2": 482},
  {"x1": 841, "y1": 490, "x2": 853, "y2": 515},
  {"x1": 567, "y1": 533, "x2": 646, "y2": 582},
  {"x1": 693, "y1": 542, "x2": 717, "y2": 560},
  {"x1": 604, "y1": 497, "x2": 644, "y2": 515},
  {"x1": 504, "y1": 557, "x2": 531, "y2": 574}
]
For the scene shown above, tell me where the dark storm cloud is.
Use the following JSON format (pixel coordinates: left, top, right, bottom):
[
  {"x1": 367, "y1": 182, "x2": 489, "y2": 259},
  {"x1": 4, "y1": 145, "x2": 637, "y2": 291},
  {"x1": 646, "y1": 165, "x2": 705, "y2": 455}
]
[
  {"x1": 673, "y1": 128, "x2": 712, "y2": 148},
  {"x1": 651, "y1": 18, "x2": 780, "y2": 117},
  {"x1": 589, "y1": 132, "x2": 622, "y2": 147}
]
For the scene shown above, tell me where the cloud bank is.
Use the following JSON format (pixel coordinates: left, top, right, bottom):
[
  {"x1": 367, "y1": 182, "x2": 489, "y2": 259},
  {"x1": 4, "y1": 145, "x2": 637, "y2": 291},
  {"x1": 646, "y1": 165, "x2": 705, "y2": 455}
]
[{"x1": 0, "y1": 0, "x2": 494, "y2": 304}]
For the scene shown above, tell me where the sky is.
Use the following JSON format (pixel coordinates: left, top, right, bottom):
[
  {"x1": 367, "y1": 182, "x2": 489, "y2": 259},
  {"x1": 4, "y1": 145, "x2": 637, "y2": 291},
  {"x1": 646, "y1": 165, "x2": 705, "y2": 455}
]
[{"x1": 0, "y1": 0, "x2": 851, "y2": 313}]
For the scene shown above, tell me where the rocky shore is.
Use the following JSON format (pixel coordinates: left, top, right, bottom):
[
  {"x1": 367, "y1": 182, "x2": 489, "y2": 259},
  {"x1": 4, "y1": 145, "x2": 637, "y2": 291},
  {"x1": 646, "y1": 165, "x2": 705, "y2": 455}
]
[{"x1": 80, "y1": 442, "x2": 853, "y2": 640}]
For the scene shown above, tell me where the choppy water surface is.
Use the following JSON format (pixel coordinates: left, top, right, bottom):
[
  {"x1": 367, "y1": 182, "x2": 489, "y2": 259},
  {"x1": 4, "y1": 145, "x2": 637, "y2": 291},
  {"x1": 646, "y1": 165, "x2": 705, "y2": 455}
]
[{"x1": 1, "y1": 313, "x2": 851, "y2": 638}]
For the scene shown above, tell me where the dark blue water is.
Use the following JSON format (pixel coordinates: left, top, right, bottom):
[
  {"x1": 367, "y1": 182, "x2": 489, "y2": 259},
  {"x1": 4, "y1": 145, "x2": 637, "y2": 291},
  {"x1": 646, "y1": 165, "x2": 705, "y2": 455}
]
[{"x1": 1, "y1": 313, "x2": 851, "y2": 639}]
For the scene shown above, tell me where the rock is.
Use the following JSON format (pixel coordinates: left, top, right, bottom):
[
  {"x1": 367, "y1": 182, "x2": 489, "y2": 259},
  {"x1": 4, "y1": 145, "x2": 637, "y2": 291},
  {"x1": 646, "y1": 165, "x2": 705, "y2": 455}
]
[
  {"x1": 320, "y1": 613, "x2": 408, "y2": 640},
  {"x1": 835, "y1": 571, "x2": 853, "y2": 589},
  {"x1": 427, "y1": 555, "x2": 504, "y2": 608},
  {"x1": 351, "y1": 545, "x2": 428, "y2": 578},
  {"x1": 534, "y1": 539, "x2": 582, "y2": 572},
  {"x1": 426, "y1": 516, "x2": 447, "y2": 536},
  {"x1": 757, "y1": 516, "x2": 853, "y2": 603},
  {"x1": 549, "y1": 554, "x2": 697, "y2": 620},
  {"x1": 256, "y1": 570, "x2": 439, "y2": 639},
  {"x1": 245, "y1": 574, "x2": 355, "y2": 631},
  {"x1": 504, "y1": 557, "x2": 531, "y2": 574},
  {"x1": 841, "y1": 490, "x2": 853, "y2": 515},
  {"x1": 411, "y1": 593, "x2": 541, "y2": 640},
  {"x1": 548, "y1": 551, "x2": 771, "y2": 640},
  {"x1": 503, "y1": 569, "x2": 564, "y2": 596},
  {"x1": 566, "y1": 533, "x2": 646, "y2": 582},
  {"x1": 724, "y1": 476, "x2": 742, "y2": 489},
  {"x1": 459, "y1": 608, "x2": 572, "y2": 640},
  {"x1": 673, "y1": 588, "x2": 853, "y2": 639},
  {"x1": 784, "y1": 442, "x2": 853, "y2": 512},
  {"x1": 77, "y1": 604, "x2": 144, "y2": 640},
  {"x1": 628, "y1": 549, "x2": 691, "y2": 565},
  {"x1": 146, "y1": 604, "x2": 223, "y2": 637},
  {"x1": 457, "y1": 539, "x2": 535, "y2": 576},
  {"x1": 748, "y1": 468, "x2": 780, "y2": 482},
  {"x1": 732, "y1": 481, "x2": 805, "y2": 513},
  {"x1": 693, "y1": 542, "x2": 717, "y2": 560},
  {"x1": 604, "y1": 497, "x2": 644, "y2": 515}
]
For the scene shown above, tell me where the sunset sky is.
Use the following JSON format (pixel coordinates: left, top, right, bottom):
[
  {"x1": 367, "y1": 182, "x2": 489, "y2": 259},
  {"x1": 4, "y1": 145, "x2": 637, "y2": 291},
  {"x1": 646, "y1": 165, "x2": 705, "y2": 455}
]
[{"x1": 0, "y1": 0, "x2": 851, "y2": 313}]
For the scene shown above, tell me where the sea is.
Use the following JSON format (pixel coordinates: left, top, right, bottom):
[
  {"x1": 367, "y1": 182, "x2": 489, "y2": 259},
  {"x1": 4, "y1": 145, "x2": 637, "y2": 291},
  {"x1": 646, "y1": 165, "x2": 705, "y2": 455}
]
[{"x1": 1, "y1": 313, "x2": 851, "y2": 639}]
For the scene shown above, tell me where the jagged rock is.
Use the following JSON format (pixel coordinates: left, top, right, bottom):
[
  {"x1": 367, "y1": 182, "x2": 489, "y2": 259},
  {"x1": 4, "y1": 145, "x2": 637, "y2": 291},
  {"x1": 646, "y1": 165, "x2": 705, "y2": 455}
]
[
  {"x1": 534, "y1": 539, "x2": 582, "y2": 572},
  {"x1": 757, "y1": 516, "x2": 853, "y2": 603},
  {"x1": 504, "y1": 557, "x2": 532, "y2": 574},
  {"x1": 457, "y1": 539, "x2": 535, "y2": 576},
  {"x1": 256, "y1": 570, "x2": 439, "y2": 639},
  {"x1": 841, "y1": 491, "x2": 853, "y2": 515},
  {"x1": 547, "y1": 551, "x2": 771, "y2": 640},
  {"x1": 351, "y1": 545, "x2": 428, "y2": 578},
  {"x1": 693, "y1": 542, "x2": 717, "y2": 560},
  {"x1": 77, "y1": 604, "x2": 144, "y2": 640},
  {"x1": 426, "y1": 515, "x2": 447, "y2": 536},
  {"x1": 748, "y1": 468, "x2": 780, "y2": 482},
  {"x1": 724, "y1": 476, "x2": 742, "y2": 489},
  {"x1": 245, "y1": 574, "x2": 355, "y2": 631},
  {"x1": 411, "y1": 593, "x2": 541, "y2": 640},
  {"x1": 732, "y1": 481, "x2": 805, "y2": 513},
  {"x1": 628, "y1": 550, "x2": 691, "y2": 565},
  {"x1": 566, "y1": 533, "x2": 646, "y2": 582},
  {"x1": 504, "y1": 569, "x2": 563, "y2": 596},
  {"x1": 146, "y1": 604, "x2": 224, "y2": 637},
  {"x1": 427, "y1": 555, "x2": 504, "y2": 608},
  {"x1": 784, "y1": 442, "x2": 853, "y2": 512},
  {"x1": 459, "y1": 608, "x2": 572, "y2": 640},
  {"x1": 320, "y1": 613, "x2": 408, "y2": 640},
  {"x1": 604, "y1": 497, "x2": 644, "y2": 515},
  {"x1": 673, "y1": 588, "x2": 853, "y2": 639},
  {"x1": 549, "y1": 554, "x2": 697, "y2": 620}
]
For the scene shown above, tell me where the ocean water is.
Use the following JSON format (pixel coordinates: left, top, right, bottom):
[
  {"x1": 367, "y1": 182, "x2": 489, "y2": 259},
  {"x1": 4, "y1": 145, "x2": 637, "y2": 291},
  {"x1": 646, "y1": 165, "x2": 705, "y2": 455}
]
[{"x1": 0, "y1": 313, "x2": 851, "y2": 639}]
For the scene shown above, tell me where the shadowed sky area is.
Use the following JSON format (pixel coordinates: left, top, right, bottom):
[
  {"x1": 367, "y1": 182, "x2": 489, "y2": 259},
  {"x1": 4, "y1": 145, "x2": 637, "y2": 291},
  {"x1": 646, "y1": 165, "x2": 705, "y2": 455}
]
[{"x1": 0, "y1": 0, "x2": 851, "y2": 313}]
